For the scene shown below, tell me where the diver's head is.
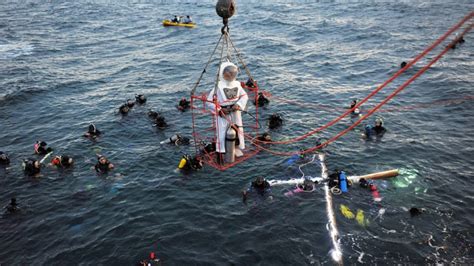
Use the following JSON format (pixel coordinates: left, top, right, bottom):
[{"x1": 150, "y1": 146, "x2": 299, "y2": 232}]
[
  {"x1": 359, "y1": 178, "x2": 369, "y2": 188},
  {"x1": 136, "y1": 94, "x2": 146, "y2": 104},
  {"x1": 62, "y1": 155, "x2": 73, "y2": 165},
  {"x1": 375, "y1": 118, "x2": 383, "y2": 127},
  {"x1": 256, "y1": 176, "x2": 264, "y2": 185},
  {"x1": 39, "y1": 141, "x2": 47, "y2": 147},
  {"x1": 0, "y1": 152, "x2": 7, "y2": 160},
  {"x1": 351, "y1": 99, "x2": 357, "y2": 106},
  {"x1": 401, "y1": 61, "x2": 407, "y2": 68},
  {"x1": 353, "y1": 108, "x2": 360, "y2": 115},
  {"x1": 98, "y1": 156, "x2": 108, "y2": 164},
  {"x1": 88, "y1": 124, "x2": 97, "y2": 133},
  {"x1": 127, "y1": 99, "x2": 135, "y2": 108},
  {"x1": 119, "y1": 104, "x2": 129, "y2": 114},
  {"x1": 223, "y1": 65, "x2": 238, "y2": 82},
  {"x1": 262, "y1": 132, "x2": 271, "y2": 141}
]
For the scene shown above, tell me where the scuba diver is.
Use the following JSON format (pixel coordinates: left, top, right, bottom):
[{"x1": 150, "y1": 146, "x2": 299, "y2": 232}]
[
  {"x1": 0, "y1": 151, "x2": 10, "y2": 165},
  {"x1": 285, "y1": 179, "x2": 317, "y2": 196},
  {"x1": 254, "y1": 92, "x2": 270, "y2": 107},
  {"x1": 94, "y1": 155, "x2": 114, "y2": 174},
  {"x1": 177, "y1": 97, "x2": 191, "y2": 112},
  {"x1": 161, "y1": 134, "x2": 190, "y2": 146},
  {"x1": 409, "y1": 207, "x2": 425, "y2": 217},
  {"x1": 242, "y1": 176, "x2": 272, "y2": 202},
  {"x1": 51, "y1": 155, "x2": 74, "y2": 168},
  {"x1": 119, "y1": 104, "x2": 130, "y2": 115},
  {"x1": 148, "y1": 110, "x2": 159, "y2": 119},
  {"x1": 137, "y1": 252, "x2": 161, "y2": 266},
  {"x1": 127, "y1": 99, "x2": 135, "y2": 108},
  {"x1": 256, "y1": 132, "x2": 272, "y2": 143},
  {"x1": 178, "y1": 154, "x2": 203, "y2": 171},
  {"x1": 135, "y1": 94, "x2": 147, "y2": 104},
  {"x1": 268, "y1": 113, "x2": 283, "y2": 129},
  {"x1": 4, "y1": 198, "x2": 19, "y2": 214},
  {"x1": 299, "y1": 179, "x2": 316, "y2": 191},
  {"x1": 154, "y1": 113, "x2": 167, "y2": 129},
  {"x1": 363, "y1": 118, "x2": 386, "y2": 140},
  {"x1": 23, "y1": 158, "x2": 41, "y2": 177},
  {"x1": 84, "y1": 123, "x2": 102, "y2": 139},
  {"x1": 245, "y1": 78, "x2": 257, "y2": 88},
  {"x1": 350, "y1": 99, "x2": 361, "y2": 116},
  {"x1": 34, "y1": 141, "x2": 53, "y2": 155}
]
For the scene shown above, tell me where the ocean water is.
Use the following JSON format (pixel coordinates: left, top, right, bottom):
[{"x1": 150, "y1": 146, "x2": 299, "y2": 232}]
[{"x1": 0, "y1": 0, "x2": 473, "y2": 264}]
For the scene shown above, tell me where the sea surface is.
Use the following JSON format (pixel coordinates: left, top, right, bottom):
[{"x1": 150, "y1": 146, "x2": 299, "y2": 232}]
[{"x1": 1, "y1": 0, "x2": 473, "y2": 265}]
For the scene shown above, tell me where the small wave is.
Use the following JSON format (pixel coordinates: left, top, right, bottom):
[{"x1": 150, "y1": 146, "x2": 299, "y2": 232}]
[{"x1": 0, "y1": 41, "x2": 34, "y2": 59}]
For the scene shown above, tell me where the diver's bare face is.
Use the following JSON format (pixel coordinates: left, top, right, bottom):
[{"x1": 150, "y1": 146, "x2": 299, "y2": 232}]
[{"x1": 223, "y1": 71, "x2": 236, "y2": 81}]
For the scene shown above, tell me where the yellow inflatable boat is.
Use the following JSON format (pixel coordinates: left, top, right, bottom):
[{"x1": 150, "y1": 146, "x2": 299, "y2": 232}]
[{"x1": 162, "y1": 20, "x2": 196, "y2": 28}]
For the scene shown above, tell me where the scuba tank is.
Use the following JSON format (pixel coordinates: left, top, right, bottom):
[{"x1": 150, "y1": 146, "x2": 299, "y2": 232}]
[
  {"x1": 178, "y1": 155, "x2": 188, "y2": 169},
  {"x1": 225, "y1": 126, "x2": 237, "y2": 163},
  {"x1": 339, "y1": 171, "x2": 348, "y2": 193}
]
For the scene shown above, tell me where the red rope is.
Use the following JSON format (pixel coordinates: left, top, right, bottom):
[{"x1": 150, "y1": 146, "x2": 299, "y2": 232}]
[
  {"x1": 250, "y1": 21, "x2": 473, "y2": 156},
  {"x1": 264, "y1": 12, "x2": 473, "y2": 145}
]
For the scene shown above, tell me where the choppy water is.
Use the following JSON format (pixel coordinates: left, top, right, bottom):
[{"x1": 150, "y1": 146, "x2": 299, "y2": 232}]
[{"x1": 1, "y1": 0, "x2": 473, "y2": 264}]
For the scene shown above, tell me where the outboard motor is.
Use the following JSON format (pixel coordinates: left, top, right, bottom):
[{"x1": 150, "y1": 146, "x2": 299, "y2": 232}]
[{"x1": 225, "y1": 126, "x2": 237, "y2": 163}]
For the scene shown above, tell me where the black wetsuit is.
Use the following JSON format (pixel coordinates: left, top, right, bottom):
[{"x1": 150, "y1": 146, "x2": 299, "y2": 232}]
[
  {"x1": 178, "y1": 99, "x2": 190, "y2": 111},
  {"x1": 155, "y1": 116, "x2": 167, "y2": 128},
  {"x1": 60, "y1": 156, "x2": 73, "y2": 167},
  {"x1": 256, "y1": 94, "x2": 269, "y2": 107},
  {"x1": 24, "y1": 160, "x2": 40, "y2": 176},
  {"x1": 373, "y1": 125, "x2": 386, "y2": 136},
  {"x1": 269, "y1": 115, "x2": 283, "y2": 129},
  {"x1": 249, "y1": 180, "x2": 271, "y2": 196},
  {"x1": 95, "y1": 162, "x2": 111, "y2": 174}
]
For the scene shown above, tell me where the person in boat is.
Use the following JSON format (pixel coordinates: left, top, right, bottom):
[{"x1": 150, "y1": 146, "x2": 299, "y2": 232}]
[
  {"x1": 207, "y1": 61, "x2": 248, "y2": 159},
  {"x1": 34, "y1": 141, "x2": 52, "y2": 155},
  {"x1": 0, "y1": 151, "x2": 10, "y2": 165},
  {"x1": 135, "y1": 94, "x2": 147, "y2": 104},
  {"x1": 242, "y1": 176, "x2": 272, "y2": 202},
  {"x1": 4, "y1": 198, "x2": 19, "y2": 214},
  {"x1": 51, "y1": 155, "x2": 74, "y2": 168},
  {"x1": 84, "y1": 123, "x2": 101, "y2": 139},
  {"x1": 268, "y1": 113, "x2": 283, "y2": 130},
  {"x1": 177, "y1": 97, "x2": 190, "y2": 112},
  {"x1": 94, "y1": 155, "x2": 114, "y2": 174},
  {"x1": 23, "y1": 158, "x2": 41, "y2": 177},
  {"x1": 171, "y1": 15, "x2": 181, "y2": 23},
  {"x1": 183, "y1": 15, "x2": 193, "y2": 24}
]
